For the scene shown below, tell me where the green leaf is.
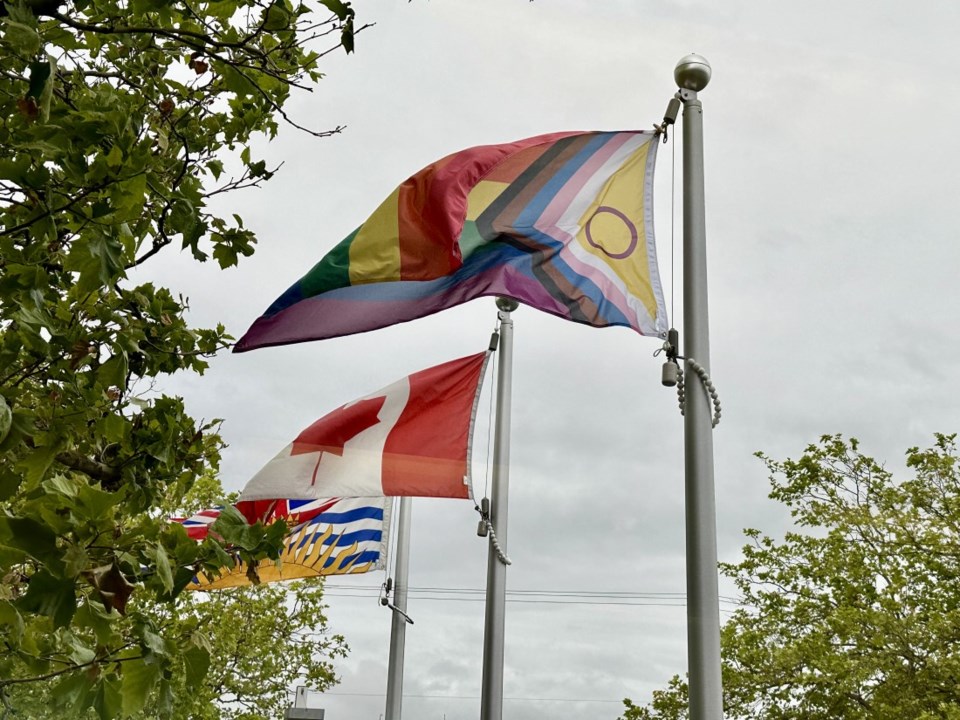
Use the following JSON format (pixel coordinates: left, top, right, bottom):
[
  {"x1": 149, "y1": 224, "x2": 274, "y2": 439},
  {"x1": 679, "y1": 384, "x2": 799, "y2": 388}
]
[
  {"x1": 3, "y1": 20, "x2": 42, "y2": 56},
  {"x1": 16, "y1": 442, "x2": 60, "y2": 487},
  {"x1": 63, "y1": 542, "x2": 90, "y2": 578},
  {"x1": 151, "y1": 542, "x2": 174, "y2": 593},
  {"x1": 0, "y1": 0, "x2": 358, "y2": 707},
  {"x1": 99, "y1": 412, "x2": 128, "y2": 443},
  {"x1": 0, "y1": 516, "x2": 60, "y2": 565},
  {"x1": 263, "y1": 0, "x2": 292, "y2": 30},
  {"x1": 154, "y1": 677, "x2": 175, "y2": 717},
  {"x1": 44, "y1": 473, "x2": 78, "y2": 498},
  {"x1": 105, "y1": 144, "x2": 124, "y2": 168},
  {"x1": 52, "y1": 671, "x2": 96, "y2": 715},
  {"x1": 90, "y1": 236, "x2": 125, "y2": 285},
  {"x1": 167, "y1": 198, "x2": 196, "y2": 235},
  {"x1": 141, "y1": 626, "x2": 167, "y2": 656},
  {"x1": 182, "y1": 643, "x2": 210, "y2": 690},
  {"x1": 99, "y1": 353, "x2": 128, "y2": 388},
  {"x1": 0, "y1": 395, "x2": 11, "y2": 444},
  {"x1": 93, "y1": 676, "x2": 123, "y2": 720},
  {"x1": 16, "y1": 569, "x2": 77, "y2": 628},
  {"x1": 208, "y1": 504, "x2": 262, "y2": 550},
  {"x1": 27, "y1": 59, "x2": 52, "y2": 100},
  {"x1": 75, "y1": 600, "x2": 121, "y2": 647},
  {"x1": 341, "y1": 15, "x2": 354, "y2": 54},
  {"x1": 1, "y1": 407, "x2": 37, "y2": 453},
  {"x1": 206, "y1": 159, "x2": 223, "y2": 180},
  {"x1": 212, "y1": 241, "x2": 238, "y2": 269},
  {"x1": 121, "y1": 659, "x2": 161, "y2": 716},
  {"x1": 0, "y1": 601, "x2": 25, "y2": 643},
  {"x1": 67, "y1": 632, "x2": 97, "y2": 664},
  {"x1": 38, "y1": 55, "x2": 57, "y2": 121},
  {"x1": 77, "y1": 483, "x2": 120, "y2": 518},
  {"x1": 0, "y1": 466, "x2": 23, "y2": 501},
  {"x1": 319, "y1": 0, "x2": 354, "y2": 21}
]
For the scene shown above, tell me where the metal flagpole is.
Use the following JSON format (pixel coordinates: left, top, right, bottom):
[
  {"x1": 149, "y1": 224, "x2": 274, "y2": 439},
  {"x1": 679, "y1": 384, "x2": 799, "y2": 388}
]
[
  {"x1": 384, "y1": 496, "x2": 413, "y2": 720},
  {"x1": 480, "y1": 297, "x2": 517, "y2": 720},
  {"x1": 675, "y1": 54, "x2": 724, "y2": 719}
]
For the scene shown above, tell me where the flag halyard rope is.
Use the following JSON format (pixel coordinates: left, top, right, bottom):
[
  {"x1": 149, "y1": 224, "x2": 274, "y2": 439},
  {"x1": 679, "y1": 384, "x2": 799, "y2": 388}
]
[
  {"x1": 474, "y1": 324, "x2": 511, "y2": 566},
  {"x1": 475, "y1": 502, "x2": 512, "y2": 566}
]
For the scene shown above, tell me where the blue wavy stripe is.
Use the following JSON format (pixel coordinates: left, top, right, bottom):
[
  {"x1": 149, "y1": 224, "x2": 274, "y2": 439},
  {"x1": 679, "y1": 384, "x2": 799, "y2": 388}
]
[
  {"x1": 325, "y1": 550, "x2": 381, "y2": 570},
  {"x1": 291, "y1": 528, "x2": 382, "y2": 551},
  {"x1": 313, "y1": 506, "x2": 384, "y2": 524}
]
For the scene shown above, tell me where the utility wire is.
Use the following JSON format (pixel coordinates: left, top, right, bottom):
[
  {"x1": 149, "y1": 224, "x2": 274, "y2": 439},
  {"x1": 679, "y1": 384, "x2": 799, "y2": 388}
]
[
  {"x1": 313, "y1": 690, "x2": 627, "y2": 704},
  {"x1": 323, "y1": 583, "x2": 744, "y2": 606}
]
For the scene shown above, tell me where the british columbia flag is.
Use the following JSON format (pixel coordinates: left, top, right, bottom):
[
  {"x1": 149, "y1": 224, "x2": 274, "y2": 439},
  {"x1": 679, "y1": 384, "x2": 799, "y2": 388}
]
[{"x1": 171, "y1": 497, "x2": 391, "y2": 589}]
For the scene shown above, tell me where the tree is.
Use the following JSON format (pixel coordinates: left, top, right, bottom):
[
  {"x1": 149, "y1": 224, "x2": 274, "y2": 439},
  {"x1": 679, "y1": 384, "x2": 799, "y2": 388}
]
[
  {"x1": 621, "y1": 434, "x2": 960, "y2": 720},
  {"x1": 147, "y1": 580, "x2": 349, "y2": 719},
  {"x1": 3, "y1": 475, "x2": 350, "y2": 719},
  {"x1": 0, "y1": 0, "x2": 362, "y2": 714}
]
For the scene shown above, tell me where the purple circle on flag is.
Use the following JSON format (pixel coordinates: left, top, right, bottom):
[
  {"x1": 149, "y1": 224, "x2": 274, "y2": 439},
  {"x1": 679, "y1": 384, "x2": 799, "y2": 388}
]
[{"x1": 585, "y1": 206, "x2": 638, "y2": 260}]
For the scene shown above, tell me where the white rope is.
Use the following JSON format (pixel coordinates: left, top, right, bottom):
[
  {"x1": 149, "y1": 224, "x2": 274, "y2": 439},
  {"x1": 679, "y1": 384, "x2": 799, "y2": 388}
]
[
  {"x1": 475, "y1": 505, "x2": 512, "y2": 566},
  {"x1": 670, "y1": 125, "x2": 676, "y2": 323},
  {"x1": 676, "y1": 358, "x2": 722, "y2": 428}
]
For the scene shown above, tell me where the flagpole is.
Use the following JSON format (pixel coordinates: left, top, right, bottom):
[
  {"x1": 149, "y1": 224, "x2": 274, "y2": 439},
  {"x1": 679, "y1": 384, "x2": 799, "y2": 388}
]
[
  {"x1": 676, "y1": 54, "x2": 724, "y2": 720},
  {"x1": 480, "y1": 297, "x2": 517, "y2": 720},
  {"x1": 385, "y1": 496, "x2": 412, "y2": 720}
]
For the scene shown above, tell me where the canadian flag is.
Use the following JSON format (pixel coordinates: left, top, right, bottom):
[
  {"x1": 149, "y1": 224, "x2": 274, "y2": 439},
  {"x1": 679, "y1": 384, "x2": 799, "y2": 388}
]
[{"x1": 238, "y1": 352, "x2": 490, "y2": 501}]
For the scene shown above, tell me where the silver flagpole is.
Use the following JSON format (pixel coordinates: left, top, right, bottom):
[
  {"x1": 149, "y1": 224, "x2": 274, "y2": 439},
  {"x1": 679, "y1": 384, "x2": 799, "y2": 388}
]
[
  {"x1": 676, "y1": 54, "x2": 724, "y2": 719},
  {"x1": 384, "y1": 496, "x2": 412, "y2": 720},
  {"x1": 480, "y1": 297, "x2": 517, "y2": 720}
]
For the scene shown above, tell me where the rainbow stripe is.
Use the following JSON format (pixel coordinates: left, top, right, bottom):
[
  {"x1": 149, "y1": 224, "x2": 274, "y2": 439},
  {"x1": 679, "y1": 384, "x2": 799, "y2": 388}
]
[{"x1": 235, "y1": 131, "x2": 666, "y2": 351}]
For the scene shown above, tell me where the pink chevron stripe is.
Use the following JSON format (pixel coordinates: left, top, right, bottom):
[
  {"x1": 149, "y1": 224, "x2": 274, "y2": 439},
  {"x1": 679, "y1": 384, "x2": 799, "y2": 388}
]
[
  {"x1": 532, "y1": 137, "x2": 641, "y2": 320},
  {"x1": 536, "y1": 133, "x2": 632, "y2": 229}
]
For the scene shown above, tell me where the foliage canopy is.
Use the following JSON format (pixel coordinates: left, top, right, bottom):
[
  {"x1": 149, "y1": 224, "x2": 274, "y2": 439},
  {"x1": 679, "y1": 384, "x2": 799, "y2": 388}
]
[
  {"x1": 0, "y1": 0, "x2": 360, "y2": 714},
  {"x1": 622, "y1": 435, "x2": 960, "y2": 720}
]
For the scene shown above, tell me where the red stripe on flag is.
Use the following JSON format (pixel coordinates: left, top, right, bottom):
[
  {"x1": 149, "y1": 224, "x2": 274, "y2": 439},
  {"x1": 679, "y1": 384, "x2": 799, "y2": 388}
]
[
  {"x1": 381, "y1": 352, "x2": 487, "y2": 498},
  {"x1": 396, "y1": 132, "x2": 582, "y2": 281},
  {"x1": 235, "y1": 498, "x2": 339, "y2": 525}
]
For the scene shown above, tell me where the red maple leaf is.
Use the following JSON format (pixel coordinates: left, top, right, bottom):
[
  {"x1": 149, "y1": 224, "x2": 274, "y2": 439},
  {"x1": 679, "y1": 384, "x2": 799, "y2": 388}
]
[{"x1": 291, "y1": 397, "x2": 386, "y2": 485}]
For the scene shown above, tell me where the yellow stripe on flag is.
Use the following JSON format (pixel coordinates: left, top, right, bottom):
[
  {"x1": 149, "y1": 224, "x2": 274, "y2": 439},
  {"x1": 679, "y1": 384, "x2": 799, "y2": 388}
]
[
  {"x1": 466, "y1": 180, "x2": 509, "y2": 221},
  {"x1": 349, "y1": 187, "x2": 402, "y2": 284},
  {"x1": 574, "y1": 143, "x2": 658, "y2": 318}
]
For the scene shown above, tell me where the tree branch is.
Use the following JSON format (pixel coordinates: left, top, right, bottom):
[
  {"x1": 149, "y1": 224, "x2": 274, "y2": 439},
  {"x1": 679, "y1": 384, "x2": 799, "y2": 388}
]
[{"x1": 56, "y1": 449, "x2": 121, "y2": 488}]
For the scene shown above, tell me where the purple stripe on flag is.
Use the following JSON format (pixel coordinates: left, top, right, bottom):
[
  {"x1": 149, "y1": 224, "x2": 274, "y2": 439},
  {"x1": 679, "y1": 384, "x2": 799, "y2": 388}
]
[{"x1": 235, "y1": 247, "x2": 578, "y2": 351}]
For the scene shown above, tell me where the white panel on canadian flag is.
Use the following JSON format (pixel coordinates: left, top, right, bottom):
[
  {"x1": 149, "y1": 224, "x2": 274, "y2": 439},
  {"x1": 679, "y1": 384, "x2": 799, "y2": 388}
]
[{"x1": 239, "y1": 352, "x2": 490, "y2": 501}]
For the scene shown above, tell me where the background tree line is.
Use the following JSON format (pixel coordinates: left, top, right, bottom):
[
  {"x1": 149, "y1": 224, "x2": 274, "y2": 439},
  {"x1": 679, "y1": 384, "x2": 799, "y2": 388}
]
[{"x1": 622, "y1": 435, "x2": 960, "y2": 720}]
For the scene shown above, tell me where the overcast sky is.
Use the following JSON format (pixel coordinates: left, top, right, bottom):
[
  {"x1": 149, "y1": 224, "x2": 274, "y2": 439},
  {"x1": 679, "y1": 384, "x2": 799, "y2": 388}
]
[{"x1": 145, "y1": 2, "x2": 960, "y2": 718}]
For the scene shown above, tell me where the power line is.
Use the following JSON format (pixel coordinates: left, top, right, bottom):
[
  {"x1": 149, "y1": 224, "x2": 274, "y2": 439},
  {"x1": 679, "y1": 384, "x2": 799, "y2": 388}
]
[
  {"x1": 315, "y1": 690, "x2": 625, "y2": 704},
  {"x1": 322, "y1": 583, "x2": 744, "y2": 607},
  {"x1": 324, "y1": 594, "x2": 697, "y2": 608}
]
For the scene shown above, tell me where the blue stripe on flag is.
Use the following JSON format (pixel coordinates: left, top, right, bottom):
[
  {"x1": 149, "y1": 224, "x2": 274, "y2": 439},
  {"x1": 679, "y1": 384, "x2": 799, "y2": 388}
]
[
  {"x1": 290, "y1": 528, "x2": 382, "y2": 551},
  {"x1": 514, "y1": 132, "x2": 612, "y2": 230},
  {"x1": 314, "y1": 506, "x2": 384, "y2": 524},
  {"x1": 324, "y1": 550, "x2": 381, "y2": 570},
  {"x1": 287, "y1": 498, "x2": 322, "y2": 511}
]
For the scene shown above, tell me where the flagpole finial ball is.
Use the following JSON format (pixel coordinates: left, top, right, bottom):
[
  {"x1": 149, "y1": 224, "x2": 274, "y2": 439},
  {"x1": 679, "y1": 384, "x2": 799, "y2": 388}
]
[
  {"x1": 675, "y1": 54, "x2": 712, "y2": 92},
  {"x1": 495, "y1": 297, "x2": 520, "y2": 313}
]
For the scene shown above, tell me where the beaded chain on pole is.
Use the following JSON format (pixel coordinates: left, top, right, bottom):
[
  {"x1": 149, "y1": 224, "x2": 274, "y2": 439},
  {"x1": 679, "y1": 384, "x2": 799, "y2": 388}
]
[
  {"x1": 676, "y1": 359, "x2": 721, "y2": 428},
  {"x1": 657, "y1": 331, "x2": 722, "y2": 429}
]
